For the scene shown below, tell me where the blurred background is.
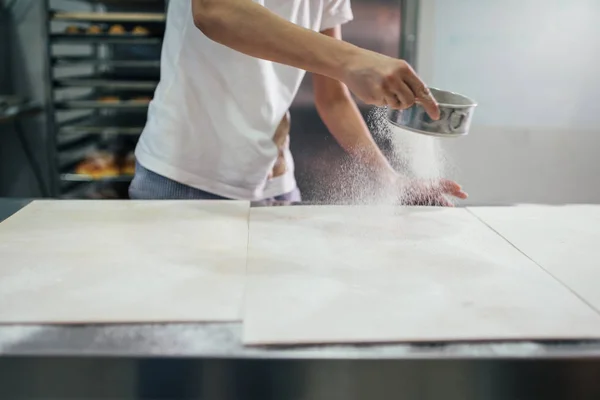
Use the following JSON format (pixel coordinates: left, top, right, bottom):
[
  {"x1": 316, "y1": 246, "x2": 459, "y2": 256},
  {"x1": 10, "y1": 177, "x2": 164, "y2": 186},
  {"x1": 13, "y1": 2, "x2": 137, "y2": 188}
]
[{"x1": 0, "y1": 0, "x2": 599, "y2": 204}]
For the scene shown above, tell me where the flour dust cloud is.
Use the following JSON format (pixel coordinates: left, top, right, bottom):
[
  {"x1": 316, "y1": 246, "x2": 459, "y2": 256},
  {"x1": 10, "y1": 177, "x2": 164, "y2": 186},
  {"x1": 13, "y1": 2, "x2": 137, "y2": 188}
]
[
  {"x1": 367, "y1": 106, "x2": 453, "y2": 204},
  {"x1": 319, "y1": 107, "x2": 453, "y2": 205}
]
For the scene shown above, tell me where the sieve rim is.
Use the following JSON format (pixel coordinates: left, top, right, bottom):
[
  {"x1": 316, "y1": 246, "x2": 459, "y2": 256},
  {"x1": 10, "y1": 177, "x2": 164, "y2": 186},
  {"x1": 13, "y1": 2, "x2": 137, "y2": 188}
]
[{"x1": 428, "y1": 87, "x2": 478, "y2": 108}]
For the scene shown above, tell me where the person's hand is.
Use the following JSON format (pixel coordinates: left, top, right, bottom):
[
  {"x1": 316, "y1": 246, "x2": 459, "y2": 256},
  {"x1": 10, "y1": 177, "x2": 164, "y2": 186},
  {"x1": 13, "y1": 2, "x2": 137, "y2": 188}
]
[
  {"x1": 341, "y1": 49, "x2": 440, "y2": 120},
  {"x1": 399, "y1": 178, "x2": 469, "y2": 207}
]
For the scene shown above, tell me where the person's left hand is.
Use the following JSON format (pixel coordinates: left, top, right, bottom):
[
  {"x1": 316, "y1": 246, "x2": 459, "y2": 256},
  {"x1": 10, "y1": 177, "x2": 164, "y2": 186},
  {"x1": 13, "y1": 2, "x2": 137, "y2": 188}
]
[{"x1": 398, "y1": 178, "x2": 468, "y2": 207}]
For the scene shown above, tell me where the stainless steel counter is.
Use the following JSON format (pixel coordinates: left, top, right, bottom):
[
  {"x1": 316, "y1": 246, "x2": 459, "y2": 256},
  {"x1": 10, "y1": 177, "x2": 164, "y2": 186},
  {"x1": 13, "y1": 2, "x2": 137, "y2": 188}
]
[{"x1": 2, "y1": 199, "x2": 600, "y2": 400}]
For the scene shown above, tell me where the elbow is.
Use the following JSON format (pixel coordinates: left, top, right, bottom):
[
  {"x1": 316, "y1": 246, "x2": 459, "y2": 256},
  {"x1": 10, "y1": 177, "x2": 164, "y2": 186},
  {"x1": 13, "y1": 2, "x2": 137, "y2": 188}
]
[
  {"x1": 192, "y1": 0, "x2": 225, "y2": 39},
  {"x1": 314, "y1": 83, "x2": 352, "y2": 113}
]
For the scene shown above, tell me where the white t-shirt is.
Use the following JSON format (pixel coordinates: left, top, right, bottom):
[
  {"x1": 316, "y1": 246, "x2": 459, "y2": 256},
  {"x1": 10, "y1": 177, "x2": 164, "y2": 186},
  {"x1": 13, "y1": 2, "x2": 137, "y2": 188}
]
[{"x1": 136, "y1": 0, "x2": 354, "y2": 200}]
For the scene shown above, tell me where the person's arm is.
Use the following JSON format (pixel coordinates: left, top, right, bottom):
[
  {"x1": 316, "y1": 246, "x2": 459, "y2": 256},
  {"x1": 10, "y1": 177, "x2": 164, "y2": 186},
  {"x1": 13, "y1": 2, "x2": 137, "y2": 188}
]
[
  {"x1": 191, "y1": 0, "x2": 440, "y2": 118},
  {"x1": 313, "y1": 26, "x2": 468, "y2": 205},
  {"x1": 313, "y1": 26, "x2": 396, "y2": 183}
]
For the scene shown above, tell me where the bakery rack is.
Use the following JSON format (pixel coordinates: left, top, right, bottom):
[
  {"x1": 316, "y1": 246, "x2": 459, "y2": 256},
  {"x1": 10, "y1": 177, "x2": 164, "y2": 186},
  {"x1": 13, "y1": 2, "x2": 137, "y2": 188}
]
[{"x1": 43, "y1": 0, "x2": 166, "y2": 198}]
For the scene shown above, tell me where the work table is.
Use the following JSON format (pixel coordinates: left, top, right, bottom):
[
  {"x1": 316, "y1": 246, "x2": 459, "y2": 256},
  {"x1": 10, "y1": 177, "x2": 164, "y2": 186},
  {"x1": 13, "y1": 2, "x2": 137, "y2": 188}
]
[{"x1": 1, "y1": 198, "x2": 600, "y2": 400}]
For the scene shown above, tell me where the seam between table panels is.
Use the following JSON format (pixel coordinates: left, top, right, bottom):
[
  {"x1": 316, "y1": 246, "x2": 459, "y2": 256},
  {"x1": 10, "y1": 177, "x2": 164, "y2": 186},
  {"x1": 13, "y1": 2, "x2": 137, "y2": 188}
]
[
  {"x1": 465, "y1": 208, "x2": 600, "y2": 317},
  {"x1": 239, "y1": 204, "x2": 252, "y2": 328}
]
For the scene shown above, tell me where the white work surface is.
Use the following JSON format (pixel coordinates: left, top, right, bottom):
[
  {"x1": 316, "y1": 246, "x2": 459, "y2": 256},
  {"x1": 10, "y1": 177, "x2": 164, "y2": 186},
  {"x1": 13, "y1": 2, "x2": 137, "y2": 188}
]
[
  {"x1": 0, "y1": 200, "x2": 249, "y2": 324},
  {"x1": 243, "y1": 206, "x2": 600, "y2": 345},
  {"x1": 469, "y1": 205, "x2": 600, "y2": 312}
]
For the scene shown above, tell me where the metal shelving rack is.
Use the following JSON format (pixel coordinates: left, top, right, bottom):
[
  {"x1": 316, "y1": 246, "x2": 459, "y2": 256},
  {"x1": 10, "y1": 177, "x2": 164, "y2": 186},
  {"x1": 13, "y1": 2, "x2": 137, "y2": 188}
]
[{"x1": 43, "y1": 0, "x2": 166, "y2": 198}]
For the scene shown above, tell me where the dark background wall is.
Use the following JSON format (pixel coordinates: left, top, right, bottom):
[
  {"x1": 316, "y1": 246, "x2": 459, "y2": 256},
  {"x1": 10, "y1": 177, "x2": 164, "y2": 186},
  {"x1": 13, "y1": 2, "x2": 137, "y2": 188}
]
[{"x1": 0, "y1": 0, "x2": 50, "y2": 197}]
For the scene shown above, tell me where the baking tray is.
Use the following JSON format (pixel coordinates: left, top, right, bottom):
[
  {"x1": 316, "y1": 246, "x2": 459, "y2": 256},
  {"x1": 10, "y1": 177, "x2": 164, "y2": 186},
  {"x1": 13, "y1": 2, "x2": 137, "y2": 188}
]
[
  {"x1": 57, "y1": 132, "x2": 98, "y2": 153},
  {"x1": 58, "y1": 143, "x2": 100, "y2": 171},
  {"x1": 51, "y1": 11, "x2": 165, "y2": 23},
  {"x1": 54, "y1": 73, "x2": 159, "y2": 90},
  {"x1": 51, "y1": 34, "x2": 162, "y2": 45},
  {"x1": 52, "y1": 56, "x2": 160, "y2": 69},
  {"x1": 58, "y1": 115, "x2": 146, "y2": 136},
  {"x1": 60, "y1": 173, "x2": 134, "y2": 183},
  {"x1": 66, "y1": 0, "x2": 165, "y2": 5},
  {"x1": 55, "y1": 95, "x2": 152, "y2": 110}
]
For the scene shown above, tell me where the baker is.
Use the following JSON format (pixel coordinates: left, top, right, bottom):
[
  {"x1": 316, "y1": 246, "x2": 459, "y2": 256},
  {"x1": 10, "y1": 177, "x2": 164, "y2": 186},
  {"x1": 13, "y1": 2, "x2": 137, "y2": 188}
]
[{"x1": 130, "y1": 0, "x2": 468, "y2": 205}]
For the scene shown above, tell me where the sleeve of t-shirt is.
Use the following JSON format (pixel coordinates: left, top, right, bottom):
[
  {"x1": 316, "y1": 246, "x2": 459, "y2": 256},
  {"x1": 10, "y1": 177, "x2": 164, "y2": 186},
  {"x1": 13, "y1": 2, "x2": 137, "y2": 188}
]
[{"x1": 320, "y1": 0, "x2": 354, "y2": 32}]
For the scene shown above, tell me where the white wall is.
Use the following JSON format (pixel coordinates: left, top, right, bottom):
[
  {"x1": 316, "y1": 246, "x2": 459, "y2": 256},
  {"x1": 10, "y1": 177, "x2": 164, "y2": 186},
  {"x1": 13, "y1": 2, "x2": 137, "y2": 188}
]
[{"x1": 417, "y1": 0, "x2": 600, "y2": 205}]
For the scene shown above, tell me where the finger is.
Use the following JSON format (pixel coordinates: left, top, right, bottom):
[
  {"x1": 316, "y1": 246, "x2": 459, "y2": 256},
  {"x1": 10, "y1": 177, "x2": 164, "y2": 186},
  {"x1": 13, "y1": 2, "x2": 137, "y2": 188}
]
[
  {"x1": 384, "y1": 93, "x2": 403, "y2": 109},
  {"x1": 438, "y1": 179, "x2": 468, "y2": 200},
  {"x1": 387, "y1": 81, "x2": 415, "y2": 110},
  {"x1": 404, "y1": 72, "x2": 440, "y2": 120},
  {"x1": 454, "y1": 190, "x2": 469, "y2": 199},
  {"x1": 367, "y1": 88, "x2": 387, "y2": 107},
  {"x1": 444, "y1": 188, "x2": 468, "y2": 200},
  {"x1": 438, "y1": 179, "x2": 461, "y2": 193}
]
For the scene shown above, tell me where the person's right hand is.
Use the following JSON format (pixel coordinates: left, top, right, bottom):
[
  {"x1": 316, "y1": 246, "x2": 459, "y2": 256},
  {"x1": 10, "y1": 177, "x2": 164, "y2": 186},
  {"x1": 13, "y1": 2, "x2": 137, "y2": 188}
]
[{"x1": 341, "y1": 49, "x2": 440, "y2": 120}]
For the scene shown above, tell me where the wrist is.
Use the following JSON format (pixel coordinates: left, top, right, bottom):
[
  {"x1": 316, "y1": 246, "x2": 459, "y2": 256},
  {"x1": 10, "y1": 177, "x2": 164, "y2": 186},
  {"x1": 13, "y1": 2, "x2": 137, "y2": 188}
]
[{"x1": 328, "y1": 42, "x2": 363, "y2": 82}]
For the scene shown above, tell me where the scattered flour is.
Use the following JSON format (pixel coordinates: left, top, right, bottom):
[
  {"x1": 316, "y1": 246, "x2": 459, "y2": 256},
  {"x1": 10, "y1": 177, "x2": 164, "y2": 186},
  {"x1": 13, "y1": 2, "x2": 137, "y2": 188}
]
[
  {"x1": 321, "y1": 107, "x2": 452, "y2": 205},
  {"x1": 0, "y1": 326, "x2": 44, "y2": 352}
]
